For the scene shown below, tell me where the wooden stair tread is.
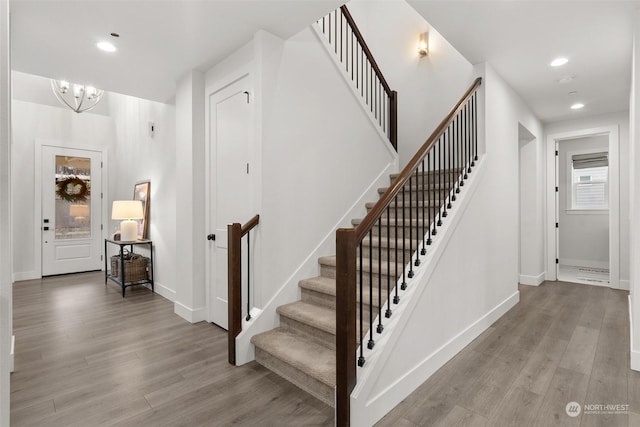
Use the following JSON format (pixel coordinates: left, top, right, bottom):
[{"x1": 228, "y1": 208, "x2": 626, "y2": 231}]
[{"x1": 251, "y1": 328, "x2": 336, "y2": 387}]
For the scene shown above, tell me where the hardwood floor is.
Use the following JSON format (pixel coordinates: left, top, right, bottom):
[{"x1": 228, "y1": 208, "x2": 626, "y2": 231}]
[
  {"x1": 377, "y1": 281, "x2": 636, "y2": 427},
  {"x1": 10, "y1": 273, "x2": 333, "y2": 426},
  {"x1": 11, "y1": 275, "x2": 636, "y2": 426}
]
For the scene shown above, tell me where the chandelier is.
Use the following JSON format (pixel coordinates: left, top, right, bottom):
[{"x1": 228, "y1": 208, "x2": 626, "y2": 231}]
[{"x1": 50, "y1": 80, "x2": 104, "y2": 113}]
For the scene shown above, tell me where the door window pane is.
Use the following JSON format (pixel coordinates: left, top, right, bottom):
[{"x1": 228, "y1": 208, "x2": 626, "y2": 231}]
[{"x1": 55, "y1": 156, "x2": 91, "y2": 240}]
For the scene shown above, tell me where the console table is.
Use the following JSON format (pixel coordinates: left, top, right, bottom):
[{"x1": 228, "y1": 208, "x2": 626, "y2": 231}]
[{"x1": 104, "y1": 239, "x2": 154, "y2": 297}]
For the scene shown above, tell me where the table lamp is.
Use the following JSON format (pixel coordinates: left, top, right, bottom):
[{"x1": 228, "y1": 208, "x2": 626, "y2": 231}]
[{"x1": 111, "y1": 200, "x2": 144, "y2": 242}]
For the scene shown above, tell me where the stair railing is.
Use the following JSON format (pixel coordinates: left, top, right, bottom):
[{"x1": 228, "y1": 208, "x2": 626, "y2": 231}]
[
  {"x1": 227, "y1": 214, "x2": 260, "y2": 365},
  {"x1": 335, "y1": 78, "x2": 482, "y2": 425},
  {"x1": 317, "y1": 5, "x2": 397, "y2": 151}
]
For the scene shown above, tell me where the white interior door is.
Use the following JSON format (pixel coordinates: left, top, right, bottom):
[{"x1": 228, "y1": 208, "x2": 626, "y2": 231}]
[
  {"x1": 42, "y1": 146, "x2": 103, "y2": 276},
  {"x1": 208, "y1": 78, "x2": 252, "y2": 329}
]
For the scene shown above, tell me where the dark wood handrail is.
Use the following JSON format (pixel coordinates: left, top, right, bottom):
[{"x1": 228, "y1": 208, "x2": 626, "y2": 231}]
[
  {"x1": 320, "y1": 6, "x2": 397, "y2": 150},
  {"x1": 335, "y1": 78, "x2": 482, "y2": 425},
  {"x1": 355, "y1": 77, "x2": 481, "y2": 241},
  {"x1": 340, "y1": 5, "x2": 392, "y2": 94},
  {"x1": 241, "y1": 214, "x2": 260, "y2": 237},
  {"x1": 228, "y1": 214, "x2": 260, "y2": 365}
]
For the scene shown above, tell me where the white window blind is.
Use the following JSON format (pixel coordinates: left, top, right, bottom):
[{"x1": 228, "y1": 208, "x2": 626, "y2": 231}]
[{"x1": 572, "y1": 165, "x2": 608, "y2": 209}]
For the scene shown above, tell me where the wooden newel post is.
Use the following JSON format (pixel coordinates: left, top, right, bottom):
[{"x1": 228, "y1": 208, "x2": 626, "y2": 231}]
[
  {"x1": 336, "y1": 228, "x2": 357, "y2": 427},
  {"x1": 227, "y1": 222, "x2": 242, "y2": 365}
]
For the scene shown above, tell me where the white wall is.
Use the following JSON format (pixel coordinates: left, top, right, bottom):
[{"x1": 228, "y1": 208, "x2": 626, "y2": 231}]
[
  {"x1": 107, "y1": 92, "x2": 177, "y2": 300},
  {"x1": 519, "y1": 122, "x2": 546, "y2": 286},
  {"x1": 11, "y1": 84, "x2": 116, "y2": 280},
  {"x1": 351, "y1": 63, "x2": 544, "y2": 426},
  {"x1": 545, "y1": 111, "x2": 630, "y2": 284},
  {"x1": 557, "y1": 135, "x2": 609, "y2": 267},
  {"x1": 0, "y1": 0, "x2": 11, "y2": 423},
  {"x1": 347, "y1": 0, "x2": 476, "y2": 167},
  {"x1": 10, "y1": 72, "x2": 177, "y2": 301},
  {"x1": 174, "y1": 70, "x2": 206, "y2": 322},
  {"x1": 630, "y1": 10, "x2": 640, "y2": 371}
]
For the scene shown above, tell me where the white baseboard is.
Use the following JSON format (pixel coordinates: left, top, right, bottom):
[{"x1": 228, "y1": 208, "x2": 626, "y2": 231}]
[
  {"x1": 174, "y1": 301, "x2": 207, "y2": 324},
  {"x1": 144, "y1": 281, "x2": 176, "y2": 302},
  {"x1": 12, "y1": 271, "x2": 40, "y2": 282},
  {"x1": 630, "y1": 295, "x2": 640, "y2": 371},
  {"x1": 558, "y1": 258, "x2": 609, "y2": 270},
  {"x1": 519, "y1": 272, "x2": 545, "y2": 286},
  {"x1": 352, "y1": 290, "x2": 519, "y2": 427},
  {"x1": 620, "y1": 279, "x2": 630, "y2": 291}
]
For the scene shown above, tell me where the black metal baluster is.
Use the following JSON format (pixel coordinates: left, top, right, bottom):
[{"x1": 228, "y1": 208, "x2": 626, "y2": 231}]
[
  {"x1": 377, "y1": 220, "x2": 383, "y2": 333},
  {"x1": 437, "y1": 138, "x2": 443, "y2": 226},
  {"x1": 446, "y1": 126, "x2": 452, "y2": 210},
  {"x1": 358, "y1": 241, "x2": 365, "y2": 366},
  {"x1": 393, "y1": 195, "x2": 400, "y2": 304},
  {"x1": 322, "y1": 16, "x2": 325, "y2": 34},
  {"x1": 421, "y1": 159, "x2": 426, "y2": 255},
  {"x1": 431, "y1": 146, "x2": 438, "y2": 235},
  {"x1": 460, "y1": 111, "x2": 465, "y2": 188},
  {"x1": 464, "y1": 104, "x2": 469, "y2": 179},
  {"x1": 474, "y1": 93, "x2": 478, "y2": 162},
  {"x1": 334, "y1": 10, "x2": 337, "y2": 54},
  {"x1": 414, "y1": 167, "x2": 421, "y2": 267},
  {"x1": 386, "y1": 206, "x2": 392, "y2": 317},
  {"x1": 246, "y1": 231, "x2": 251, "y2": 321},
  {"x1": 467, "y1": 102, "x2": 472, "y2": 174},
  {"x1": 340, "y1": 10, "x2": 343, "y2": 63},
  {"x1": 368, "y1": 230, "x2": 374, "y2": 349},
  {"x1": 427, "y1": 151, "x2": 433, "y2": 242},
  {"x1": 401, "y1": 184, "x2": 407, "y2": 290},
  {"x1": 408, "y1": 175, "x2": 414, "y2": 278},
  {"x1": 452, "y1": 117, "x2": 458, "y2": 199}
]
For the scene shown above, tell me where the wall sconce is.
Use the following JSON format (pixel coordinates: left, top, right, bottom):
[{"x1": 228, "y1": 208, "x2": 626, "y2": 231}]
[{"x1": 418, "y1": 32, "x2": 429, "y2": 57}]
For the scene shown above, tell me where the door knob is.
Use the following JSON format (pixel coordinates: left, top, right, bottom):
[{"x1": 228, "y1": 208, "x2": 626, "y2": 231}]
[{"x1": 207, "y1": 234, "x2": 216, "y2": 241}]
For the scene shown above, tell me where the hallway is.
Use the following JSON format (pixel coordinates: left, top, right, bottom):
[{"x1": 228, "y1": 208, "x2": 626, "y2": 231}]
[
  {"x1": 10, "y1": 274, "x2": 636, "y2": 426},
  {"x1": 379, "y1": 281, "x2": 635, "y2": 426}
]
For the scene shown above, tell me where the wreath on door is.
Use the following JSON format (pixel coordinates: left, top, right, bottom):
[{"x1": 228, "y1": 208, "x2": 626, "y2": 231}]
[{"x1": 56, "y1": 176, "x2": 91, "y2": 202}]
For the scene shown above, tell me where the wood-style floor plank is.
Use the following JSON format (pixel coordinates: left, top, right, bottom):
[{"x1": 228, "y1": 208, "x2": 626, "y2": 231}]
[
  {"x1": 12, "y1": 274, "x2": 635, "y2": 426},
  {"x1": 11, "y1": 273, "x2": 333, "y2": 426},
  {"x1": 377, "y1": 281, "x2": 633, "y2": 427}
]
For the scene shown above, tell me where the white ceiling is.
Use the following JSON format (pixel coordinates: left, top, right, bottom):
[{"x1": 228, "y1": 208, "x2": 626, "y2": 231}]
[
  {"x1": 408, "y1": 0, "x2": 638, "y2": 123},
  {"x1": 10, "y1": 0, "x2": 342, "y2": 104},
  {"x1": 9, "y1": 0, "x2": 639, "y2": 123}
]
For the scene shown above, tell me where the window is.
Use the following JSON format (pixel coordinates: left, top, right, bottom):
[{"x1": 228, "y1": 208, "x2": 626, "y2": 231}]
[{"x1": 570, "y1": 152, "x2": 608, "y2": 210}]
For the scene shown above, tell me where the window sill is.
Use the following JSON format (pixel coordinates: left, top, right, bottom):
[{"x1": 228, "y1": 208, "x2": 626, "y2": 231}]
[{"x1": 565, "y1": 209, "x2": 608, "y2": 215}]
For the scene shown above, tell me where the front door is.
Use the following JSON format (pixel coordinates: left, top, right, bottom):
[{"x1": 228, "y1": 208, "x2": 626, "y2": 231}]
[
  {"x1": 41, "y1": 146, "x2": 103, "y2": 276},
  {"x1": 208, "y1": 77, "x2": 252, "y2": 329}
]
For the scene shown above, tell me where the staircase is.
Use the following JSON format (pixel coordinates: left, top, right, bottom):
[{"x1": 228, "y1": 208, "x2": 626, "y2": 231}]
[{"x1": 250, "y1": 169, "x2": 457, "y2": 406}]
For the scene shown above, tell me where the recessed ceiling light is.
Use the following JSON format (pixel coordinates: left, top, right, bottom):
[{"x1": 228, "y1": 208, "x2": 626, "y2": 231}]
[
  {"x1": 551, "y1": 57, "x2": 569, "y2": 67},
  {"x1": 570, "y1": 103, "x2": 584, "y2": 110},
  {"x1": 97, "y1": 41, "x2": 116, "y2": 52}
]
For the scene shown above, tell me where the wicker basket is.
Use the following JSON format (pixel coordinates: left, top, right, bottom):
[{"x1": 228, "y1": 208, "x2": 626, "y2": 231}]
[{"x1": 110, "y1": 254, "x2": 149, "y2": 282}]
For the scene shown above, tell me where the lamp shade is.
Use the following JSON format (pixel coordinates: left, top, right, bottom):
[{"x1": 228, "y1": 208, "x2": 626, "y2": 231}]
[{"x1": 111, "y1": 200, "x2": 144, "y2": 220}]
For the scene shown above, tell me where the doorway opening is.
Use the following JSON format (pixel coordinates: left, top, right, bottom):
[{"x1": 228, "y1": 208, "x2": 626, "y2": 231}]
[
  {"x1": 546, "y1": 125, "x2": 621, "y2": 289},
  {"x1": 556, "y1": 136, "x2": 609, "y2": 285}
]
